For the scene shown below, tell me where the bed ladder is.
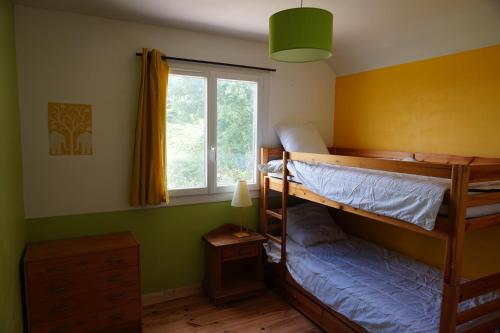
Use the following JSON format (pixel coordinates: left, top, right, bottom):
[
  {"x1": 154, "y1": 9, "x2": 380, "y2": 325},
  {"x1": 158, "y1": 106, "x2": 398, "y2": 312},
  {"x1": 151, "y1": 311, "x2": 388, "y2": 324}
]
[
  {"x1": 440, "y1": 165, "x2": 500, "y2": 333},
  {"x1": 261, "y1": 152, "x2": 289, "y2": 269}
]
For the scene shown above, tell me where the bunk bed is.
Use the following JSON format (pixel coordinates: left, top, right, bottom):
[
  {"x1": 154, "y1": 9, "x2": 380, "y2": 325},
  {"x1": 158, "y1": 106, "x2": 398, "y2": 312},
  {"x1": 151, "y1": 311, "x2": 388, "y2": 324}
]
[{"x1": 259, "y1": 146, "x2": 500, "y2": 333}]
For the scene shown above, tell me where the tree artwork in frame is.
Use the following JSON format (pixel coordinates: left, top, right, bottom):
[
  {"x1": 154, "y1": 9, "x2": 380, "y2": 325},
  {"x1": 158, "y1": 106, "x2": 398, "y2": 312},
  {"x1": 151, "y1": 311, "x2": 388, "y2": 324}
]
[{"x1": 48, "y1": 102, "x2": 93, "y2": 156}]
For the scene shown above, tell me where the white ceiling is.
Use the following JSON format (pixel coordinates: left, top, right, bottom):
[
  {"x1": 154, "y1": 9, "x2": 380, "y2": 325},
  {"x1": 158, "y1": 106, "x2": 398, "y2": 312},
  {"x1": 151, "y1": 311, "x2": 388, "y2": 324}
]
[{"x1": 14, "y1": 0, "x2": 500, "y2": 75}]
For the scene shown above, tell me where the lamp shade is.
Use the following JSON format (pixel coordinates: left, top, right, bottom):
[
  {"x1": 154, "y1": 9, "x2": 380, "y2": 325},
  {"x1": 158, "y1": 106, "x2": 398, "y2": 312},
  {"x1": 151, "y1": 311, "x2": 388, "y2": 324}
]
[
  {"x1": 269, "y1": 7, "x2": 333, "y2": 62},
  {"x1": 231, "y1": 180, "x2": 252, "y2": 207}
]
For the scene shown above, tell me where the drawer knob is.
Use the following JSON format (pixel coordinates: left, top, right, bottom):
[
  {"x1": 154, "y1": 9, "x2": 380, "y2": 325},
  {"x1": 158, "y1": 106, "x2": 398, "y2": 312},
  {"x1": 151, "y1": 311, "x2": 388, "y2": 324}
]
[
  {"x1": 50, "y1": 304, "x2": 70, "y2": 314},
  {"x1": 107, "y1": 256, "x2": 125, "y2": 265},
  {"x1": 109, "y1": 274, "x2": 124, "y2": 283},
  {"x1": 50, "y1": 286, "x2": 67, "y2": 294},
  {"x1": 110, "y1": 313, "x2": 125, "y2": 320},
  {"x1": 109, "y1": 292, "x2": 125, "y2": 300},
  {"x1": 47, "y1": 266, "x2": 65, "y2": 273},
  {"x1": 49, "y1": 325, "x2": 69, "y2": 333}
]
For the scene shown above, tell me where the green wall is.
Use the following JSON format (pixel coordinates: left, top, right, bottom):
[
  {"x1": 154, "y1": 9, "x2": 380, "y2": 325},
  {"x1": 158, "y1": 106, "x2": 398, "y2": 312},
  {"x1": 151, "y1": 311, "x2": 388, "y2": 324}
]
[
  {"x1": 27, "y1": 200, "x2": 258, "y2": 294},
  {"x1": 0, "y1": 0, "x2": 26, "y2": 332}
]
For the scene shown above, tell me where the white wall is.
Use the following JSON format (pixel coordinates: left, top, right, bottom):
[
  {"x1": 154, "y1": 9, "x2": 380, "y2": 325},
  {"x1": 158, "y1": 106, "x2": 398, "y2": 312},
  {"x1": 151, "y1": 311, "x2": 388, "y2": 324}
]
[{"x1": 15, "y1": 6, "x2": 336, "y2": 218}]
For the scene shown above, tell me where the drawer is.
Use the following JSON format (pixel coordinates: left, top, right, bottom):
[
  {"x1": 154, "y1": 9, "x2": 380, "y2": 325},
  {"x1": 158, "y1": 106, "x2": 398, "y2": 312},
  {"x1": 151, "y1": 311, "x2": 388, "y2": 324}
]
[
  {"x1": 27, "y1": 256, "x2": 92, "y2": 281},
  {"x1": 92, "y1": 321, "x2": 141, "y2": 333},
  {"x1": 28, "y1": 267, "x2": 139, "y2": 302},
  {"x1": 91, "y1": 248, "x2": 139, "y2": 272},
  {"x1": 30, "y1": 296, "x2": 82, "y2": 325},
  {"x1": 29, "y1": 285, "x2": 140, "y2": 324},
  {"x1": 322, "y1": 310, "x2": 356, "y2": 333},
  {"x1": 99, "y1": 286, "x2": 140, "y2": 307},
  {"x1": 27, "y1": 248, "x2": 139, "y2": 282},
  {"x1": 98, "y1": 303, "x2": 141, "y2": 330},
  {"x1": 30, "y1": 315, "x2": 95, "y2": 333},
  {"x1": 221, "y1": 243, "x2": 259, "y2": 261},
  {"x1": 30, "y1": 304, "x2": 140, "y2": 333},
  {"x1": 286, "y1": 284, "x2": 323, "y2": 323}
]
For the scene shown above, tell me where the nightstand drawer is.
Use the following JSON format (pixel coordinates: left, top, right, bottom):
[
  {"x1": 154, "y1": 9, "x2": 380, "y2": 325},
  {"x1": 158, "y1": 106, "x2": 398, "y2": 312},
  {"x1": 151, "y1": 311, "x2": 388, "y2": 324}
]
[
  {"x1": 221, "y1": 243, "x2": 258, "y2": 261},
  {"x1": 238, "y1": 244, "x2": 259, "y2": 257}
]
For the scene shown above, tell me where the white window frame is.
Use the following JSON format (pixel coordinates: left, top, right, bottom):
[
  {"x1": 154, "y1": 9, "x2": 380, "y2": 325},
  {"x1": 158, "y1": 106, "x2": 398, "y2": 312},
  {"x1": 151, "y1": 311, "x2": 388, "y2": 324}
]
[
  {"x1": 166, "y1": 63, "x2": 266, "y2": 204},
  {"x1": 166, "y1": 68, "x2": 209, "y2": 197},
  {"x1": 210, "y1": 71, "x2": 262, "y2": 194}
]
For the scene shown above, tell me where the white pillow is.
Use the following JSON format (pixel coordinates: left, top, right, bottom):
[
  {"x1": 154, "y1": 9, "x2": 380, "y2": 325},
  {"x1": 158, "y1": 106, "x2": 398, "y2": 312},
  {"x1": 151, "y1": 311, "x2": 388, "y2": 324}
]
[
  {"x1": 275, "y1": 123, "x2": 329, "y2": 154},
  {"x1": 287, "y1": 203, "x2": 347, "y2": 247},
  {"x1": 258, "y1": 159, "x2": 283, "y2": 173}
]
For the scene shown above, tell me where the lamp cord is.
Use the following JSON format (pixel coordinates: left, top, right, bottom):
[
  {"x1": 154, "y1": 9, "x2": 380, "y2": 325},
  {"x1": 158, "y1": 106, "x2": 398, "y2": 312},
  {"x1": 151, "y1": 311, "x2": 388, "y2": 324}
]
[{"x1": 301, "y1": 0, "x2": 303, "y2": 8}]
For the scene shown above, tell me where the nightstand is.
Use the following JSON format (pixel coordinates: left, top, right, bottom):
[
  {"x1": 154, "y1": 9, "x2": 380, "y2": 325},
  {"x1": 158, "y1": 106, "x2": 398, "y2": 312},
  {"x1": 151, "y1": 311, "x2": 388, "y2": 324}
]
[{"x1": 202, "y1": 224, "x2": 267, "y2": 305}]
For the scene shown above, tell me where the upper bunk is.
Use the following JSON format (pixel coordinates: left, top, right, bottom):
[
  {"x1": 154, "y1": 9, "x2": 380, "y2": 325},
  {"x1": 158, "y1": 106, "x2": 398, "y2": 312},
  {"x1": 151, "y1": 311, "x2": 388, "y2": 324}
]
[{"x1": 260, "y1": 146, "x2": 500, "y2": 240}]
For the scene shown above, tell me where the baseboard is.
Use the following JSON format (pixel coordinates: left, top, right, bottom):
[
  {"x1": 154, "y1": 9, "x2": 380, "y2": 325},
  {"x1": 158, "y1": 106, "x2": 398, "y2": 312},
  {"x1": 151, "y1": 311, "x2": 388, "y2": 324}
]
[{"x1": 142, "y1": 284, "x2": 202, "y2": 307}]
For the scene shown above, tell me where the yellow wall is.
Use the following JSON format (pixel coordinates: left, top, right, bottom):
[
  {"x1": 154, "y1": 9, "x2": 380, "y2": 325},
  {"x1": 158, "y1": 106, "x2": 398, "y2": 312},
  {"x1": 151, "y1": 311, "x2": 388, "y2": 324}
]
[
  {"x1": 333, "y1": 45, "x2": 500, "y2": 279},
  {"x1": 335, "y1": 45, "x2": 500, "y2": 157}
]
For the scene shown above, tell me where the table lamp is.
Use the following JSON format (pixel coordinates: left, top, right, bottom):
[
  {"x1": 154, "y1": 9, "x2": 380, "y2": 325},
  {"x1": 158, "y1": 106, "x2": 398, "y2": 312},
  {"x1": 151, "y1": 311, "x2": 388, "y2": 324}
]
[{"x1": 231, "y1": 180, "x2": 252, "y2": 238}]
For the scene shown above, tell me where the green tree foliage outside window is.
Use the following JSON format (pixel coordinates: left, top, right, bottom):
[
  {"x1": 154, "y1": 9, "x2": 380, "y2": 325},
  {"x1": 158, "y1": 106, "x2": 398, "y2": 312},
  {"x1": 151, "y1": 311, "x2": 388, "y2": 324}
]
[
  {"x1": 217, "y1": 79, "x2": 257, "y2": 186},
  {"x1": 166, "y1": 74, "x2": 257, "y2": 191},
  {"x1": 167, "y1": 75, "x2": 206, "y2": 189}
]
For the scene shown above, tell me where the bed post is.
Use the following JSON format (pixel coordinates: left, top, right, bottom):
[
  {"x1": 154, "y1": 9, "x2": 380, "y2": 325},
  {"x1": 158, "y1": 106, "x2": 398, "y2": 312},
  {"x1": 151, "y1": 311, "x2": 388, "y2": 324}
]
[
  {"x1": 281, "y1": 151, "x2": 289, "y2": 275},
  {"x1": 439, "y1": 164, "x2": 470, "y2": 333},
  {"x1": 260, "y1": 148, "x2": 269, "y2": 234}
]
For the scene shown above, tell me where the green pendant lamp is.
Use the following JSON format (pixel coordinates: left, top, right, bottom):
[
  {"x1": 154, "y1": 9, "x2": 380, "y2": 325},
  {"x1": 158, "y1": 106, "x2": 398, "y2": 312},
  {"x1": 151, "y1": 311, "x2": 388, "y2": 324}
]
[{"x1": 269, "y1": 1, "x2": 333, "y2": 62}]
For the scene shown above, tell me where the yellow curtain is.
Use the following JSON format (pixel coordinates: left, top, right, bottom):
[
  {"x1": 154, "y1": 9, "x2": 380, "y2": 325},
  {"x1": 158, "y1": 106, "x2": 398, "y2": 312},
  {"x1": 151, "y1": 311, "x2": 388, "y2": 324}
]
[{"x1": 131, "y1": 48, "x2": 169, "y2": 206}]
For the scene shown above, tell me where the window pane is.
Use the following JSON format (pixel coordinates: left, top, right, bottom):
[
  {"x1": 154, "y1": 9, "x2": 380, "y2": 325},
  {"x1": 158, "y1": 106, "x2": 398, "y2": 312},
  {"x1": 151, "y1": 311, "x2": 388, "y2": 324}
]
[
  {"x1": 167, "y1": 74, "x2": 207, "y2": 190},
  {"x1": 216, "y1": 78, "x2": 257, "y2": 187}
]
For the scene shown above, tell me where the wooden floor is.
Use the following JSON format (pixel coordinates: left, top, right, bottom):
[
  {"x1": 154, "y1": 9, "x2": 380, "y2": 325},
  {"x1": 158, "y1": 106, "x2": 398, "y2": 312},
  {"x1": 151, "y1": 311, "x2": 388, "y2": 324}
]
[{"x1": 142, "y1": 291, "x2": 321, "y2": 333}]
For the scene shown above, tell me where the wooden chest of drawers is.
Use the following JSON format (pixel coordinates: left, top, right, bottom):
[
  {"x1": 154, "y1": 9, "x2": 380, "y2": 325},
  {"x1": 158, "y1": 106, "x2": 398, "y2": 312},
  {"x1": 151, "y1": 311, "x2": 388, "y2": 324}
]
[{"x1": 24, "y1": 232, "x2": 141, "y2": 333}]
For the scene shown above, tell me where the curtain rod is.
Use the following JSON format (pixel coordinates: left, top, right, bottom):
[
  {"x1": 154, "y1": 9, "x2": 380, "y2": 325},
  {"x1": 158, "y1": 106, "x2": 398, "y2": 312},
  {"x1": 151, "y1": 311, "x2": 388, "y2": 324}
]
[{"x1": 135, "y1": 53, "x2": 276, "y2": 72}]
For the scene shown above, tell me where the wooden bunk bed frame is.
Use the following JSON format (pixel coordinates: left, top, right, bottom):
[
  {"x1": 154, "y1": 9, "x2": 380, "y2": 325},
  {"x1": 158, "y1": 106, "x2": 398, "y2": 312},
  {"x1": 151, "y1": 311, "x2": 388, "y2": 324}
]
[{"x1": 259, "y1": 146, "x2": 500, "y2": 333}]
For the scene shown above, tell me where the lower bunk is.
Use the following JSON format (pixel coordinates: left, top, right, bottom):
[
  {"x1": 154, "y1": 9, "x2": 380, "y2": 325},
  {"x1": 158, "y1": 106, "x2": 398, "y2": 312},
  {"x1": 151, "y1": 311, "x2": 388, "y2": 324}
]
[{"x1": 264, "y1": 229, "x2": 500, "y2": 333}]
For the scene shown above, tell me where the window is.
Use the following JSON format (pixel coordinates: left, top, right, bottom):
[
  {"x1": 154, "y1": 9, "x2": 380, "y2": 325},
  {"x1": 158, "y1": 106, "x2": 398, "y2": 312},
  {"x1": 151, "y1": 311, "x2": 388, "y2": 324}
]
[
  {"x1": 166, "y1": 74, "x2": 207, "y2": 192},
  {"x1": 216, "y1": 78, "x2": 258, "y2": 188},
  {"x1": 166, "y1": 68, "x2": 262, "y2": 197}
]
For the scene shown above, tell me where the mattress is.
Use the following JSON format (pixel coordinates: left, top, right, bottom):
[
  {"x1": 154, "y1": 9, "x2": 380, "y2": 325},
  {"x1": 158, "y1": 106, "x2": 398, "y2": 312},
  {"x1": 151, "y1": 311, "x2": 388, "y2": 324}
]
[
  {"x1": 268, "y1": 167, "x2": 500, "y2": 222},
  {"x1": 264, "y1": 237, "x2": 499, "y2": 333}
]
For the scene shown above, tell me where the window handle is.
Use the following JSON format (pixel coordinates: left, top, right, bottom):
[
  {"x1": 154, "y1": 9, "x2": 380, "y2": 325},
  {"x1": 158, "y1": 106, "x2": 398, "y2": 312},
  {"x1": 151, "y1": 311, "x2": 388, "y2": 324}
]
[{"x1": 210, "y1": 145, "x2": 216, "y2": 161}]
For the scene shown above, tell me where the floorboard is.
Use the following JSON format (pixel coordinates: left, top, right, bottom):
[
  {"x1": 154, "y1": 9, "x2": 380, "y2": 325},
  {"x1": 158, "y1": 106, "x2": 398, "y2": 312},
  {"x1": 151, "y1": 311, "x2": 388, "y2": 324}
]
[{"x1": 142, "y1": 291, "x2": 321, "y2": 332}]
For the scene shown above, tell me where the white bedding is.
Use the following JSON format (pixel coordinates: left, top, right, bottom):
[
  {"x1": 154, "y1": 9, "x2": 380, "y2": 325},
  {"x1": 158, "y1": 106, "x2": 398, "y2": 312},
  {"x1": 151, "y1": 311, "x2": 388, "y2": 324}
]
[
  {"x1": 289, "y1": 161, "x2": 450, "y2": 230},
  {"x1": 268, "y1": 163, "x2": 500, "y2": 229},
  {"x1": 440, "y1": 201, "x2": 500, "y2": 219},
  {"x1": 264, "y1": 237, "x2": 499, "y2": 333}
]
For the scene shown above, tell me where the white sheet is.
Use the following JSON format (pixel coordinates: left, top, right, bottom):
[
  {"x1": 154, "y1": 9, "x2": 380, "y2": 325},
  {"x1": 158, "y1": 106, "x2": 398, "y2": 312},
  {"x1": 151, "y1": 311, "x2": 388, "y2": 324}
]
[
  {"x1": 268, "y1": 170, "x2": 500, "y2": 221},
  {"x1": 264, "y1": 237, "x2": 499, "y2": 333},
  {"x1": 288, "y1": 161, "x2": 450, "y2": 230}
]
